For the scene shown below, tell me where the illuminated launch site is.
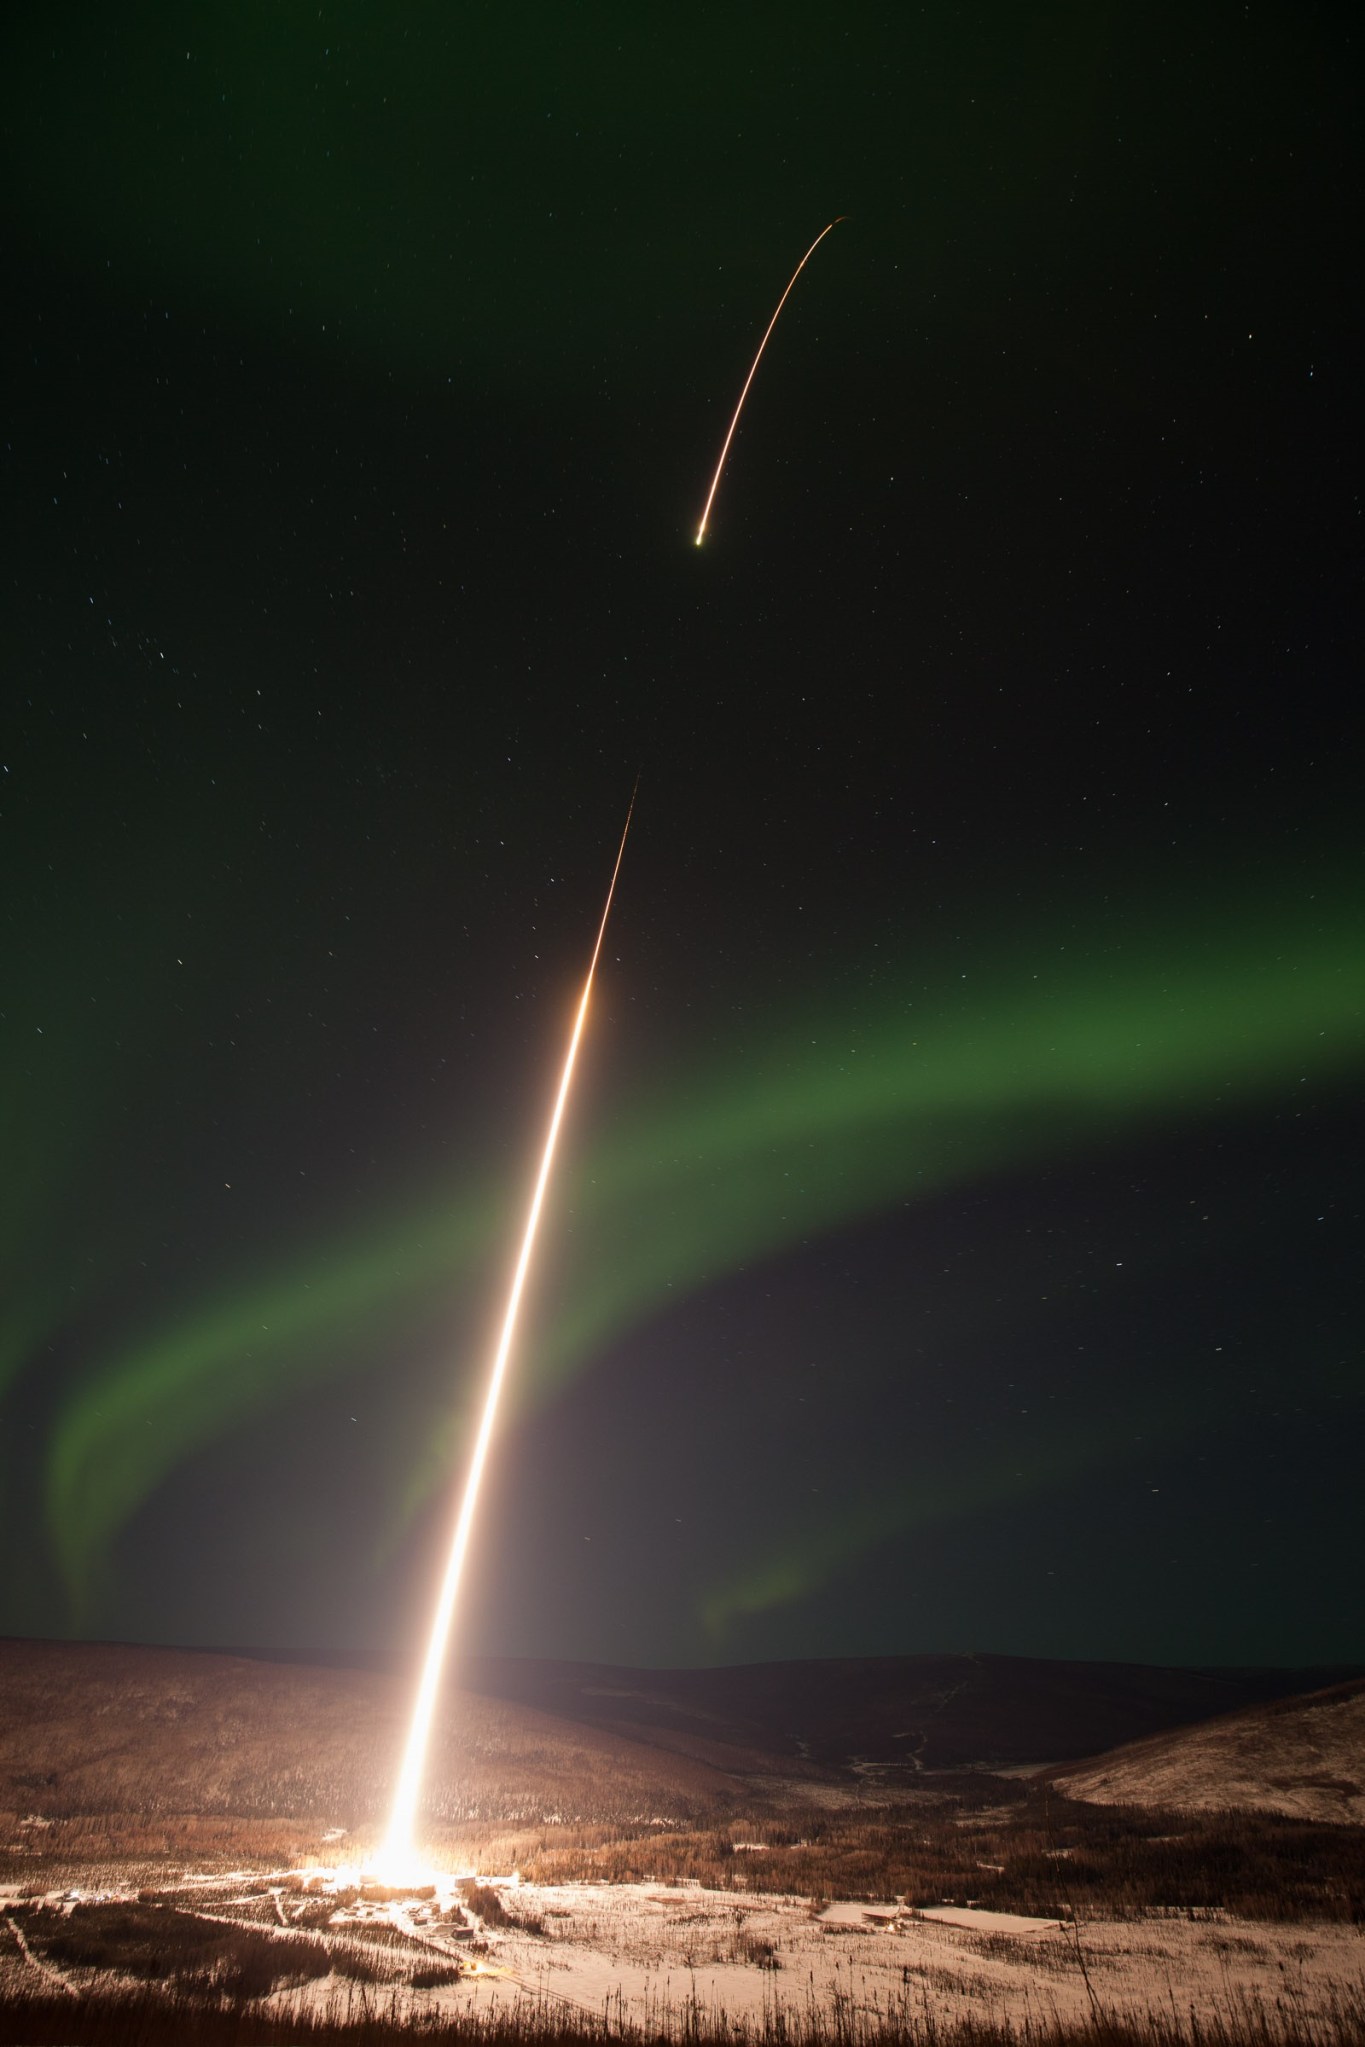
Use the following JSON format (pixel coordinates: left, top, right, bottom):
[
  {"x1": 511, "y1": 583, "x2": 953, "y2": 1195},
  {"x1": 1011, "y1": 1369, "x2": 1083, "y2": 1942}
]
[
  {"x1": 376, "y1": 791, "x2": 636, "y2": 1879},
  {"x1": 694, "y1": 217, "x2": 846, "y2": 546}
]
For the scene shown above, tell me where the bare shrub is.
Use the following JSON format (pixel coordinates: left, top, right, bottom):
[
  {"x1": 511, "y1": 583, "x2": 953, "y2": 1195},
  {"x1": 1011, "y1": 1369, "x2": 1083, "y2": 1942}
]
[
  {"x1": 457, "y1": 1879, "x2": 543, "y2": 1935},
  {"x1": 15, "y1": 1901, "x2": 332, "y2": 1998}
]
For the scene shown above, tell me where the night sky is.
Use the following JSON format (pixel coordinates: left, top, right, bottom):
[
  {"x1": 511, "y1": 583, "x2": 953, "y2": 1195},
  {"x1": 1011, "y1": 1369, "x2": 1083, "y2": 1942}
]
[{"x1": 2, "y1": 6, "x2": 1360, "y2": 1674}]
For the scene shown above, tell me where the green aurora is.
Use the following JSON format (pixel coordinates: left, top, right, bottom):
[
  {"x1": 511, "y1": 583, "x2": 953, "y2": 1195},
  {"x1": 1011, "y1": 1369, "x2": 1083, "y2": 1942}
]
[
  {"x1": 44, "y1": 878, "x2": 1362, "y2": 1611},
  {"x1": 699, "y1": 1414, "x2": 1154, "y2": 1641}
]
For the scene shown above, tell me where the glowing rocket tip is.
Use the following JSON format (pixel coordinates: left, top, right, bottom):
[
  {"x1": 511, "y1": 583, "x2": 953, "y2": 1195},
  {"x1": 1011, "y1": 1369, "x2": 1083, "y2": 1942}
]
[{"x1": 694, "y1": 215, "x2": 845, "y2": 542}]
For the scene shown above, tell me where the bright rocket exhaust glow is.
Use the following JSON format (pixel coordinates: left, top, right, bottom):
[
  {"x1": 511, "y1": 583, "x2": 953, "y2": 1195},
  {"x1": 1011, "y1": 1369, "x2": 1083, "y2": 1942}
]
[
  {"x1": 694, "y1": 217, "x2": 846, "y2": 547},
  {"x1": 377, "y1": 792, "x2": 636, "y2": 1878}
]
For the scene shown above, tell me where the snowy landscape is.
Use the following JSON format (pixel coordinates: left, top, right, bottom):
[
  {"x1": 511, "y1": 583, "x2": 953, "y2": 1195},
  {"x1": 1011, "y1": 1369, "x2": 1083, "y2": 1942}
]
[{"x1": 1, "y1": 1642, "x2": 1362, "y2": 2043}]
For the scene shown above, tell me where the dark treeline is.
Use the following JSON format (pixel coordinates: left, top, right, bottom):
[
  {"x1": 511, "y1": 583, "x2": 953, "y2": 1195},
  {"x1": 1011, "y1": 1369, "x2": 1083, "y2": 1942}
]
[
  {"x1": 7, "y1": 1787, "x2": 1364, "y2": 1928},
  {"x1": 485, "y1": 1789, "x2": 1365, "y2": 1926}
]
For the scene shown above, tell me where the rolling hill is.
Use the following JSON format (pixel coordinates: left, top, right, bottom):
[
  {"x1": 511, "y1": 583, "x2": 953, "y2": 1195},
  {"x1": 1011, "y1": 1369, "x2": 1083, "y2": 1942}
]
[
  {"x1": 456, "y1": 1650, "x2": 1363, "y2": 1773},
  {"x1": 0, "y1": 1637, "x2": 749, "y2": 1844},
  {"x1": 1050, "y1": 1675, "x2": 1365, "y2": 1823}
]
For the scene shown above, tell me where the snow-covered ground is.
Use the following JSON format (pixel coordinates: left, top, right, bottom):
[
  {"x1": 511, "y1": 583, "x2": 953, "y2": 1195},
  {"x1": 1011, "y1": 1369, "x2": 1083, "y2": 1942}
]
[
  {"x1": 8, "y1": 1870, "x2": 1362, "y2": 2038},
  {"x1": 352, "y1": 1877, "x2": 1363, "y2": 2036}
]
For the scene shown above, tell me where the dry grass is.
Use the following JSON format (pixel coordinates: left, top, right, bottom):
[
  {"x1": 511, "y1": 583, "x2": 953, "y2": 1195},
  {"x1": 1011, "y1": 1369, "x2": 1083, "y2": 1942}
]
[{"x1": 2, "y1": 1973, "x2": 1365, "y2": 2045}]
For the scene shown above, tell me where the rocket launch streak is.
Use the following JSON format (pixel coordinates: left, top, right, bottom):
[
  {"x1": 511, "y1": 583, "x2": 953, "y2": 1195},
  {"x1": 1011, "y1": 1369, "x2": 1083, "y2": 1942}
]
[
  {"x1": 378, "y1": 790, "x2": 637, "y2": 1877},
  {"x1": 695, "y1": 218, "x2": 846, "y2": 546}
]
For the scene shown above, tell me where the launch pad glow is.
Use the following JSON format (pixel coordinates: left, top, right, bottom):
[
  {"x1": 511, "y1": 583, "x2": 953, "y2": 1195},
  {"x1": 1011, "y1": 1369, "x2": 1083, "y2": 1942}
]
[{"x1": 377, "y1": 795, "x2": 636, "y2": 1878}]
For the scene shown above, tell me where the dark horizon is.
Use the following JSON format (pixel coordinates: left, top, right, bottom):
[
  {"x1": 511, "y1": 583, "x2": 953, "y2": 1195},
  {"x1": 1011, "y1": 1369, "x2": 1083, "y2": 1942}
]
[{"x1": 10, "y1": 1633, "x2": 1364, "y2": 1688}]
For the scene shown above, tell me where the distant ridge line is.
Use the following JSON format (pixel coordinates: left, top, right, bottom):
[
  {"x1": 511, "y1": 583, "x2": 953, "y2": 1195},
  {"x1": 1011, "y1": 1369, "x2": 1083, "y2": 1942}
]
[
  {"x1": 5, "y1": 1637, "x2": 1360, "y2": 1686},
  {"x1": 5, "y1": 1638, "x2": 1359, "y2": 1776}
]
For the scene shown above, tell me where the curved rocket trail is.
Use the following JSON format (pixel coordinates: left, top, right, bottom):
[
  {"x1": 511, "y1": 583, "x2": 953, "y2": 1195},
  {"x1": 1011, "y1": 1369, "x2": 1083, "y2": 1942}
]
[
  {"x1": 380, "y1": 787, "x2": 637, "y2": 1874},
  {"x1": 695, "y1": 217, "x2": 846, "y2": 546}
]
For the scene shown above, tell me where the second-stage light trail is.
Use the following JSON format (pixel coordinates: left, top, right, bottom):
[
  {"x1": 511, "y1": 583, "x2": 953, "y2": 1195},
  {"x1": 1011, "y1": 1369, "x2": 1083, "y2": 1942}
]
[
  {"x1": 377, "y1": 788, "x2": 637, "y2": 1877},
  {"x1": 695, "y1": 217, "x2": 846, "y2": 546}
]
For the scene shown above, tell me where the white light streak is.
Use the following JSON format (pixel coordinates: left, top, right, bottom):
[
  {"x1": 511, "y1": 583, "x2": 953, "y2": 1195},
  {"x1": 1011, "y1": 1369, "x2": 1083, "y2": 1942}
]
[
  {"x1": 695, "y1": 217, "x2": 846, "y2": 546},
  {"x1": 378, "y1": 791, "x2": 636, "y2": 1879}
]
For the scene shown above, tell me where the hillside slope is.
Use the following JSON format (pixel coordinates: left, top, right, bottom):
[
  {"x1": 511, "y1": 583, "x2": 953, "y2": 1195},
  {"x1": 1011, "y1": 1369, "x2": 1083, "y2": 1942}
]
[
  {"x1": 1052, "y1": 1677, "x2": 1365, "y2": 1823},
  {"x1": 458, "y1": 1651, "x2": 1362, "y2": 1772},
  {"x1": 0, "y1": 1638, "x2": 750, "y2": 1836}
]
